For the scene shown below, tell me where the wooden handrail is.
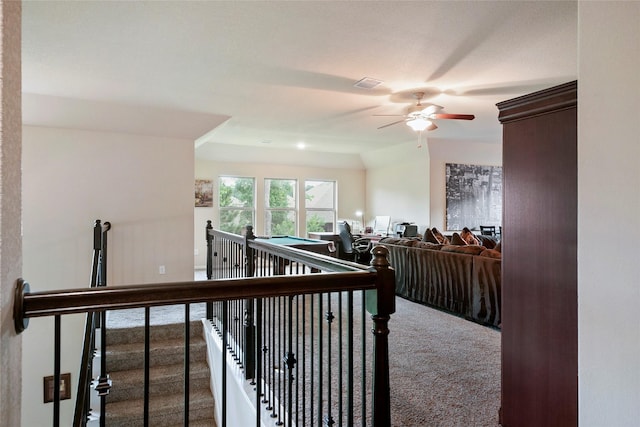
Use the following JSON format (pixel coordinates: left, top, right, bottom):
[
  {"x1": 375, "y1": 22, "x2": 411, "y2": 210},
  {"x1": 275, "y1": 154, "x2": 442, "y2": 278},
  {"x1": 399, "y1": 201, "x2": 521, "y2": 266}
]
[{"x1": 14, "y1": 271, "x2": 378, "y2": 324}]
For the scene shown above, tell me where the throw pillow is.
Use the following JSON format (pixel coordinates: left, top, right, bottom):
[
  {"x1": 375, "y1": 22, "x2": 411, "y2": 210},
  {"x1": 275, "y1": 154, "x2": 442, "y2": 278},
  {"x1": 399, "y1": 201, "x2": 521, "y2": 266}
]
[
  {"x1": 476, "y1": 235, "x2": 497, "y2": 249},
  {"x1": 398, "y1": 238, "x2": 418, "y2": 247},
  {"x1": 423, "y1": 228, "x2": 440, "y2": 244},
  {"x1": 480, "y1": 249, "x2": 502, "y2": 259},
  {"x1": 461, "y1": 227, "x2": 481, "y2": 246},
  {"x1": 431, "y1": 227, "x2": 450, "y2": 245},
  {"x1": 494, "y1": 241, "x2": 502, "y2": 253},
  {"x1": 414, "y1": 241, "x2": 443, "y2": 250},
  {"x1": 441, "y1": 244, "x2": 486, "y2": 256},
  {"x1": 379, "y1": 237, "x2": 401, "y2": 245},
  {"x1": 450, "y1": 232, "x2": 468, "y2": 246}
]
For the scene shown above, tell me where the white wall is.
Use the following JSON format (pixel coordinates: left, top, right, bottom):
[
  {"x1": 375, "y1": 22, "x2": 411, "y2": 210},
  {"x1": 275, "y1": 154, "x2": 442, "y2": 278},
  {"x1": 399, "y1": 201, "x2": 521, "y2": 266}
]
[
  {"x1": 578, "y1": 3, "x2": 640, "y2": 426},
  {"x1": 427, "y1": 137, "x2": 502, "y2": 231},
  {"x1": 194, "y1": 158, "x2": 365, "y2": 268},
  {"x1": 21, "y1": 125, "x2": 195, "y2": 425},
  {"x1": 361, "y1": 141, "x2": 431, "y2": 234}
]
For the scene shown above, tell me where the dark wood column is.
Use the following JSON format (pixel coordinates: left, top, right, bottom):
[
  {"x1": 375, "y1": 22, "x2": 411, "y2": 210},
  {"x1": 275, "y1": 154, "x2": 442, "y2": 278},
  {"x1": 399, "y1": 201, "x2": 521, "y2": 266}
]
[{"x1": 497, "y1": 81, "x2": 577, "y2": 427}]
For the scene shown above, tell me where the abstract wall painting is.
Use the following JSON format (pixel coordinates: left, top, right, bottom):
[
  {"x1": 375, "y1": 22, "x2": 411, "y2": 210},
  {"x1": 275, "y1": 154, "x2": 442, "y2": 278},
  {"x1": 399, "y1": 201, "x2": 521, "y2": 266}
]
[{"x1": 445, "y1": 163, "x2": 502, "y2": 231}]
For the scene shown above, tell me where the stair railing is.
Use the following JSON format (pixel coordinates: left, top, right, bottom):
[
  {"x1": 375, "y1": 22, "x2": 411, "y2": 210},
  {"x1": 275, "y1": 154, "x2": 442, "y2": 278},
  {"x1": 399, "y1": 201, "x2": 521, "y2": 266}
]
[
  {"x1": 14, "y1": 221, "x2": 395, "y2": 427},
  {"x1": 73, "y1": 219, "x2": 110, "y2": 427},
  {"x1": 205, "y1": 222, "x2": 396, "y2": 427}
]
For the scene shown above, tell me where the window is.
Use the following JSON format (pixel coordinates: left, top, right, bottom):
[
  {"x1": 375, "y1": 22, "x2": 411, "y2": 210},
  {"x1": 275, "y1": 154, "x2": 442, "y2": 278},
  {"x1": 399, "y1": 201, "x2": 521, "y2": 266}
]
[
  {"x1": 265, "y1": 178, "x2": 296, "y2": 236},
  {"x1": 305, "y1": 180, "x2": 336, "y2": 234},
  {"x1": 218, "y1": 176, "x2": 255, "y2": 234}
]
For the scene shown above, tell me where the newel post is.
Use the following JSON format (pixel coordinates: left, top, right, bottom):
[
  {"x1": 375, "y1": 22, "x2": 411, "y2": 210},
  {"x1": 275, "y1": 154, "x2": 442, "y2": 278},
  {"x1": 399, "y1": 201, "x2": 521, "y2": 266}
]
[
  {"x1": 244, "y1": 225, "x2": 256, "y2": 277},
  {"x1": 366, "y1": 245, "x2": 396, "y2": 427},
  {"x1": 205, "y1": 220, "x2": 213, "y2": 319},
  {"x1": 205, "y1": 220, "x2": 213, "y2": 280},
  {"x1": 244, "y1": 225, "x2": 256, "y2": 379}
]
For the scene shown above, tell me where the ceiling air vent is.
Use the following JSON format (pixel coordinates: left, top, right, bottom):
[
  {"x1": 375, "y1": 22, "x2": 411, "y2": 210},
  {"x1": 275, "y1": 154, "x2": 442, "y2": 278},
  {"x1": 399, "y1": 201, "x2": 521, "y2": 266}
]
[{"x1": 353, "y1": 77, "x2": 384, "y2": 90}]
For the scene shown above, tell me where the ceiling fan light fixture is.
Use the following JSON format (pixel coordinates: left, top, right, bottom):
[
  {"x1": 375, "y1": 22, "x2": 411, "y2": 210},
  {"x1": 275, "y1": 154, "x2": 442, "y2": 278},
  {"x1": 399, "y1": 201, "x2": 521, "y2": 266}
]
[{"x1": 406, "y1": 117, "x2": 432, "y2": 132}]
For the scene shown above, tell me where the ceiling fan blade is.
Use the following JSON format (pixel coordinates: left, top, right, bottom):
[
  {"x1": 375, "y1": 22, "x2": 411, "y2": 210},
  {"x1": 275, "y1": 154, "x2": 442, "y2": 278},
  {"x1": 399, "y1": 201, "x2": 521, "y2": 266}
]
[
  {"x1": 421, "y1": 104, "x2": 443, "y2": 115},
  {"x1": 426, "y1": 122, "x2": 438, "y2": 131},
  {"x1": 377, "y1": 119, "x2": 406, "y2": 129},
  {"x1": 431, "y1": 113, "x2": 475, "y2": 120}
]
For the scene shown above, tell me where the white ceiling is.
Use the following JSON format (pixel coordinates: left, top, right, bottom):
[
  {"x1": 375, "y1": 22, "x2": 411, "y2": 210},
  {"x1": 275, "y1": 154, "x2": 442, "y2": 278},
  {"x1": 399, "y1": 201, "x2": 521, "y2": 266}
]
[{"x1": 21, "y1": 1, "x2": 577, "y2": 158}]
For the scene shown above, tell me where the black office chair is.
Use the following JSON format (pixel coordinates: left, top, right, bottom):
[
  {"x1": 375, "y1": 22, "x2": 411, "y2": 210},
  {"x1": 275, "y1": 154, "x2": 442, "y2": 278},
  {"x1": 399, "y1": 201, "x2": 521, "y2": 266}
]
[
  {"x1": 479, "y1": 225, "x2": 496, "y2": 236},
  {"x1": 337, "y1": 221, "x2": 372, "y2": 264}
]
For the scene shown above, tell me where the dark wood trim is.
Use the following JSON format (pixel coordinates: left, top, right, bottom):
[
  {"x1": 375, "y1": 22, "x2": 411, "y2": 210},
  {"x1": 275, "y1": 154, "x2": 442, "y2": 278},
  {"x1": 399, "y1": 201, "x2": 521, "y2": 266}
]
[{"x1": 497, "y1": 80, "x2": 577, "y2": 124}]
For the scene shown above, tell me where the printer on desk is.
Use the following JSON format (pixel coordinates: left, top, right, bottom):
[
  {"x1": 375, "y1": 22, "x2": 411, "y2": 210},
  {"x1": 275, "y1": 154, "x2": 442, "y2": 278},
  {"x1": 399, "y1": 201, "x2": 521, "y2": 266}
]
[{"x1": 394, "y1": 222, "x2": 418, "y2": 238}]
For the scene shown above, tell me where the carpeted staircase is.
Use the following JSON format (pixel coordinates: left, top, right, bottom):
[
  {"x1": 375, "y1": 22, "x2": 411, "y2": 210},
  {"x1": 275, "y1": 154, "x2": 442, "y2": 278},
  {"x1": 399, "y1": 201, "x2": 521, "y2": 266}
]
[{"x1": 103, "y1": 320, "x2": 217, "y2": 427}]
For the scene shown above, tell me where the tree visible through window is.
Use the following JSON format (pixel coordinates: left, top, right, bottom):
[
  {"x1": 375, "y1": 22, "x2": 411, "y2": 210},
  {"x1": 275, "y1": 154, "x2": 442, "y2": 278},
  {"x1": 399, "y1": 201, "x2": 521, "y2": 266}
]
[
  {"x1": 305, "y1": 180, "x2": 336, "y2": 234},
  {"x1": 265, "y1": 179, "x2": 296, "y2": 236},
  {"x1": 219, "y1": 176, "x2": 255, "y2": 234}
]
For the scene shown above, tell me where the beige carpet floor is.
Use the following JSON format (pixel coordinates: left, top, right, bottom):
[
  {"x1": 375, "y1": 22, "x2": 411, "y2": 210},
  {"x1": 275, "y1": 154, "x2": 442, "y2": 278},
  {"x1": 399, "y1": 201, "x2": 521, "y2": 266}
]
[{"x1": 387, "y1": 296, "x2": 501, "y2": 426}]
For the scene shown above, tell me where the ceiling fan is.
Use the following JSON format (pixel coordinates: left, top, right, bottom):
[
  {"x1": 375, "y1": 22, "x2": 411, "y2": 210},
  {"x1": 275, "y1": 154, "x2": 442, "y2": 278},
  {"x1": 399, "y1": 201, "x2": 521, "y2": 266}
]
[{"x1": 375, "y1": 92, "x2": 475, "y2": 132}]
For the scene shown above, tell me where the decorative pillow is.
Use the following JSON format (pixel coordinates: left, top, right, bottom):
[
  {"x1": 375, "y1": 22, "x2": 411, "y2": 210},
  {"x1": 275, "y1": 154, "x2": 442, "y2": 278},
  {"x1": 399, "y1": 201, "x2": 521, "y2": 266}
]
[
  {"x1": 461, "y1": 227, "x2": 481, "y2": 246},
  {"x1": 414, "y1": 241, "x2": 443, "y2": 250},
  {"x1": 441, "y1": 244, "x2": 486, "y2": 256},
  {"x1": 397, "y1": 238, "x2": 418, "y2": 247},
  {"x1": 379, "y1": 237, "x2": 402, "y2": 245},
  {"x1": 476, "y1": 235, "x2": 497, "y2": 249},
  {"x1": 479, "y1": 249, "x2": 502, "y2": 259},
  {"x1": 431, "y1": 227, "x2": 450, "y2": 245},
  {"x1": 450, "y1": 232, "x2": 468, "y2": 246},
  {"x1": 494, "y1": 241, "x2": 502, "y2": 253},
  {"x1": 423, "y1": 228, "x2": 440, "y2": 244}
]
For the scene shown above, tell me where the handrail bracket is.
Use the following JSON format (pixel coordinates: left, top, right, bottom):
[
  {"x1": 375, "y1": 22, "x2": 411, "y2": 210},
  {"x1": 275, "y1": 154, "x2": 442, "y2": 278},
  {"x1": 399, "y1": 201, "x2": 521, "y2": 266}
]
[{"x1": 14, "y1": 278, "x2": 30, "y2": 334}]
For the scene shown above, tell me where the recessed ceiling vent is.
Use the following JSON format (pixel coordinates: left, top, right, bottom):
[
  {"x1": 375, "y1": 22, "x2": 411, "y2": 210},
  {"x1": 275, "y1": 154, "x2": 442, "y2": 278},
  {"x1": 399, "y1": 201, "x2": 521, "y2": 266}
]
[{"x1": 353, "y1": 77, "x2": 384, "y2": 90}]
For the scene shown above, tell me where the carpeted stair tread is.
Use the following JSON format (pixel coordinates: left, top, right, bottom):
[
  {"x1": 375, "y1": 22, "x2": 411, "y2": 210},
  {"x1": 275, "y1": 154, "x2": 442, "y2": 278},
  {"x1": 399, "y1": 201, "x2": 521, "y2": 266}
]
[
  {"x1": 106, "y1": 321, "x2": 204, "y2": 345},
  {"x1": 184, "y1": 419, "x2": 217, "y2": 427},
  {"x1": 104, "y1": 320, "x2": 216, "y2": 427},
  {"x1": 107, "y1": 360, "x2": 211, "y2": 402},
  {"x1": 105, "y1": 388, "x2": 215, "y2": 427},
  {"x1": 106, "y1": 337, "x2": 207, "y2": 371}
]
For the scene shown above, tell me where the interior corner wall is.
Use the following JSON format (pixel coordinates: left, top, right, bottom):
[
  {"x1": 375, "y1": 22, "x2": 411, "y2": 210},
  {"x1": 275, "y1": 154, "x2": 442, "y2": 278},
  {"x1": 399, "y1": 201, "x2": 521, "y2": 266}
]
[
  {"x1": 194, "y1": 159, "x2": 365, "y2": 268},
  {"x1": 427, "y1": 138, "x2": 502, "y2": 231},
  {"x1": 21, "y1": 125, "x2": 195, "y2": 426},
  {"x1": 361, "y1": 141, "x2": 431, "y2": 233},
  {"x1": 0, "y1": 2, "x2": 22, "y2": 426},
  {"x1": 578, "y1": 3, "x2": 640, "y2": 426}
]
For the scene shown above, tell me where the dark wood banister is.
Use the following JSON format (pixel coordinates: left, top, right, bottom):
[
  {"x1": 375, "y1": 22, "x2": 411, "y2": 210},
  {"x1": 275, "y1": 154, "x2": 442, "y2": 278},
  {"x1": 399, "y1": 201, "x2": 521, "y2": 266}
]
[{"x1": 14, "y1": 272, "x2": 378, "y2": 323}]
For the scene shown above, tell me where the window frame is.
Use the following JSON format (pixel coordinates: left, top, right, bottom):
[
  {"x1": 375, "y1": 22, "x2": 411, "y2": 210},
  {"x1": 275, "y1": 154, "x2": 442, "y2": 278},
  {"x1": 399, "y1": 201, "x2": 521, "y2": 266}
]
[
  {"x1": 218, "y1": 176, "x2": 256, "y2": 234},
  {"x1": 264, "y1": 178, "x2": 298, "y2": 237},
  {"x1": 304, "y1": 180, "x2": 337, "y2": 235}
]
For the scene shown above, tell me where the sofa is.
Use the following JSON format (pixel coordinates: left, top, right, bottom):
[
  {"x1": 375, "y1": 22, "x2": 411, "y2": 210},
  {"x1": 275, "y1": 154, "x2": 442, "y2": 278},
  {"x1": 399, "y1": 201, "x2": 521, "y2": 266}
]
[{"x1": 378, "y1": 236, "x2": 501, "y2": 328}]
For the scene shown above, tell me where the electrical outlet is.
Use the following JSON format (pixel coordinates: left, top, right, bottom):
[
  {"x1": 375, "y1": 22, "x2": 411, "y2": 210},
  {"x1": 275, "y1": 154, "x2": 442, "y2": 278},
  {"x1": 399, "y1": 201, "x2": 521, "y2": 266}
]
[
  {"x1": 44, "y1": 373, "x2": 71, "y2": 403},
  {"x1": 159, "y1": 265, "x2": 166, "y2": 274},
  {"x1": 194, "y1": 248, "x2": 199, "y2": 255}
]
